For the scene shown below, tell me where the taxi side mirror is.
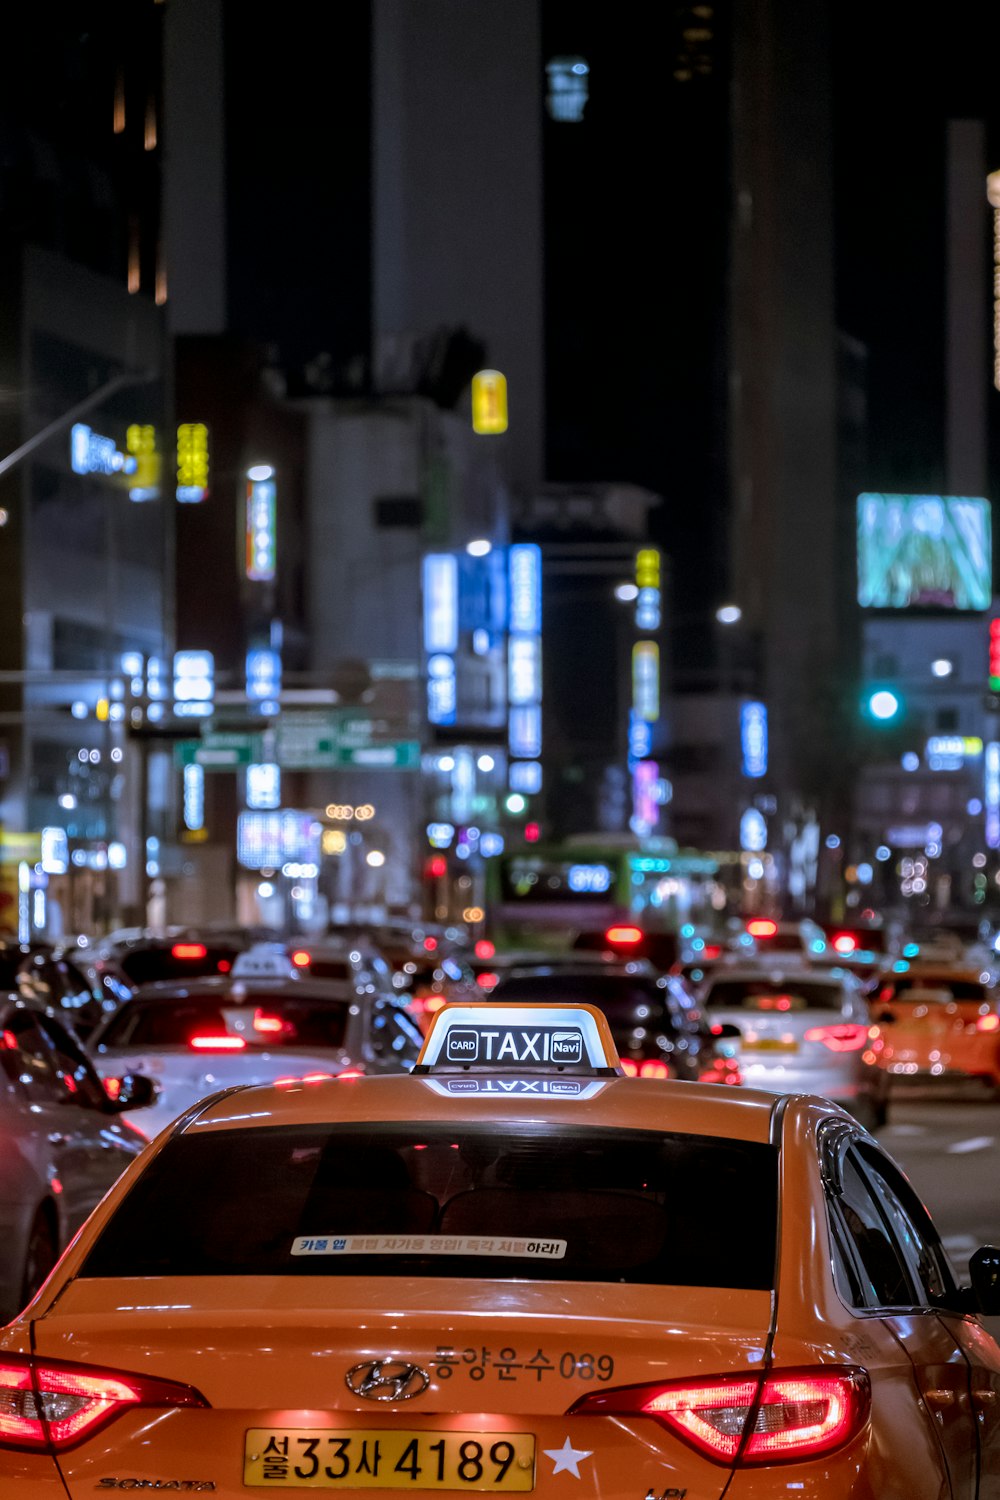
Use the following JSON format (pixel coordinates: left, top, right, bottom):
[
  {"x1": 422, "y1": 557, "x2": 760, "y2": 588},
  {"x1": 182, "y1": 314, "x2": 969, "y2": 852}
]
[
  {"x1": 111, "y1": 1073, "x2": 158, "y2": 1111},
  {"x1": 969, "y1": 1245, "x2": 1000, "y2": 1315}
]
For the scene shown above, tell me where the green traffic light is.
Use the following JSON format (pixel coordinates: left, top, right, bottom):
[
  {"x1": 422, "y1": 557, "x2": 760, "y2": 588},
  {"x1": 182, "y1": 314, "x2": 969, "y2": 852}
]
[{"x1": 867, "y1": 689, "x2": 901, "y2": 721}]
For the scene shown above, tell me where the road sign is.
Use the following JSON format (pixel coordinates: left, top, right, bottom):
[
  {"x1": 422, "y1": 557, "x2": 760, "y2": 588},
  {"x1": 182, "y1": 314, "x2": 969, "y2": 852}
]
[
  {"x1": 175, "y1": 732, "x2": 263, "y2": 769},
  {"x1": 335, "y1": 742, "x2": 421, "y2": 769},
  {"x1": 276, "y1": 711, "x2": 420, "y2": 770}
]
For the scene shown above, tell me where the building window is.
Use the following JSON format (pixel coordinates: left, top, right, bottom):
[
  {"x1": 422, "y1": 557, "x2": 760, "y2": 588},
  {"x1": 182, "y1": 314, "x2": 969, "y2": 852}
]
[{"x1": 545, "y1": 57, "x2": 589, "y2": 123}]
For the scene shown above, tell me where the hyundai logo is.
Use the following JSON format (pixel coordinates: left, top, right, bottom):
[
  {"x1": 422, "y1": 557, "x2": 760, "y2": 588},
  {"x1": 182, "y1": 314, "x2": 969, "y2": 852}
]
[{"x1": 345, "y1": 1360, "x2": 431, "y2": 1402}]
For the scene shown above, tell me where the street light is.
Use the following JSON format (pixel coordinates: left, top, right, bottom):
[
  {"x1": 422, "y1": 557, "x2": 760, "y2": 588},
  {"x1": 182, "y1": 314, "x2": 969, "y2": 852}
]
[{"x1": 715, "y1": 603, "x2": 742, "y2": 625}]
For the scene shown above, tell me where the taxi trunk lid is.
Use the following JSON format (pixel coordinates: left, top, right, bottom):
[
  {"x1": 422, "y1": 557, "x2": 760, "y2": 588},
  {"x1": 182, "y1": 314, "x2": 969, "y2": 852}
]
[{"x1": 34, "y1": 1277, "x2": 772, "y2": 1499}]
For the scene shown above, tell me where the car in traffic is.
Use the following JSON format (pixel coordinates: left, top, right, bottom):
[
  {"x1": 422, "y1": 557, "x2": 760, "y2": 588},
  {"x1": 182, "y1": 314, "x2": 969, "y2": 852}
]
[
  {"x1": 870, "y1": 964, "x2": 1000, "y2": 1091},
  {"x1": 700, "y1": 965, "x2": 888, "y2": 1127},
  {"x1": 740, "y1": 916, "x2": 830, "y2": 960},
  {"x1": 86, "y1": 974, "x2": 427, "y2": 1138},
  {"x1": 2, "y1": 998, "x2": 998, "y2": 1497},
  {"x1": 0, "y1": 996, "x2": 153, "y2": 1323},
  {"x1": 488, "y1": 958, "x2": 740, "y2": 1083},
  {"x1": 95, "y1": 926, "x2": 271, "y2": 986}
]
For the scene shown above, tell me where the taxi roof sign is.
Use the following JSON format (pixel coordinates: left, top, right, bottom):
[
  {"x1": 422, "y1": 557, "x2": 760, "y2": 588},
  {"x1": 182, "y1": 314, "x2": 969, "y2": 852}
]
[{"x1": 415, "y1": 1002, "x2": 621, "y2": 1076}]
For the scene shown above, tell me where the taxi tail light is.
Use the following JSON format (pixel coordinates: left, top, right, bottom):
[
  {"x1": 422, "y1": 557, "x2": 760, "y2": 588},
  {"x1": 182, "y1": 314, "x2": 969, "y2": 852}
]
[
  {"x1": 337, "y1": 1067, "x2": 365, "y2": 1080},
  {"x1": 977, "y1": 1013, "x2": 1000, "y2": 1033},
  {"x1": 619, "y1": 1058, "x2": 639, "y2": 1076},
  {"x1": 253, "y1": 1010, "x2": 286, "y2": 1035},
  {"x1": 639, "y1": 1059, "x2": 670, "y2": 1078},
  {"x1": 171, "y1": 942, "x2": 207, "y2": 960},
  {"x1": 476, "y1": 971, "x2": 499, "y2": 990},
  {"x1": 803, "y1": 1023, "x2": 869, "y2": 1052},
  {"x1": 0, "y1": 1354, "x2": 207, "y2": 1451},
  {"x1": 189, "y1": 1034, "x2": 246, "y2": 1051},
  {"x1": 291, "y1": 949, "x2": 311, "y2": 968},
  {"x1": 102, "y1": 1076, "x2": 123, "y2": 1102},
  {"x1": 570, "y1": 1367, "x2": 870, "y2": 1465}
]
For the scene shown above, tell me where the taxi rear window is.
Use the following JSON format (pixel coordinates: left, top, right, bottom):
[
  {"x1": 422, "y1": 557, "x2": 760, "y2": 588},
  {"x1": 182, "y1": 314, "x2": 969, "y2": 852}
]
[
  {"x1": 80, "y1": 1122, "x2": 778, "y2": 1288},
  {"x1": 117, "y1": 947, "x2": 240, "y2": 985}
]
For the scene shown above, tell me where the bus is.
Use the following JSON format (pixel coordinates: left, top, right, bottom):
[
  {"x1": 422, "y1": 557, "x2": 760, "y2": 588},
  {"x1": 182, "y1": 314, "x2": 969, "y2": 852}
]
[{"x1": 485, "y1": 833, "x2": 777, "y2": 952}]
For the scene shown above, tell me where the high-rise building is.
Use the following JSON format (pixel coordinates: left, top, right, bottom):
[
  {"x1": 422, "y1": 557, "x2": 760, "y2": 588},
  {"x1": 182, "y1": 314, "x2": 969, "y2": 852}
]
[{"x1": 0, "y1": 2, "x2": 171, "y2": 932}]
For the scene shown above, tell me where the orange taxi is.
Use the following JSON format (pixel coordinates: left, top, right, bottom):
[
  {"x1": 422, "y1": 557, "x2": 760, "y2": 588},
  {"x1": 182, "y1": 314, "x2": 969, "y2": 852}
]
[
  {"x1": 870, "y1": 964, "x2": 1000, "y2": 1088},
  {"x1": 2, "y1": 1001, "x2": 999, "y2": 1498}
]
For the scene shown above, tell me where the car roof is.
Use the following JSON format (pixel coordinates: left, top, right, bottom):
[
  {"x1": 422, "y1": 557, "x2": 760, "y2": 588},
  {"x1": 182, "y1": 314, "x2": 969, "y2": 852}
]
[{"x1": 181, "y1": 1070, "x2": 784, "y2": 1143}]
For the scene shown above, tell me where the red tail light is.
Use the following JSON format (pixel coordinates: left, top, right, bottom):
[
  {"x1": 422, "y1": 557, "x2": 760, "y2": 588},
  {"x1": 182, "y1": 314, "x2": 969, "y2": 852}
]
[
  {"x1": 619, "y1": 1058, "x2": 639, "y2": 1076},
  {"x1": 803, "y1": 1023, "x2": 869, "y2": 1052},
  {"x1": 606, "y1": 925, "x2": 642, "y2": 945},
  {"x1": 747, "y1": 919, "x2": 777, "y2": 938},
  {"x1": 476, "y1": 971, "x2": 499, "y2": 989},
  {"x1": 171, "y1": 942, "x2": 207, "y2": 960},
  {"x1": 252, "y1": 1011, "x2": 285, "y2": 1035},
  {"x1": 102, "y1": 1076, "x2": 123, "y2": 1102},
  {"x1": 639, "y1": 1059, "x2": 670, "y2": 1078},
  {"x1": 977, "y1": 1013, "x2": 1000, "y2": 1033},
  {"x1": 217, "y1": 958, "x2": 232, "y2": 973},
  {"x1": 474, "y1": 939, "x2": 495, "y2": 960},
  {"x1": 702, "y1": 944, "x2": 722, "y2": 960},
  {"x1": 832, "y1": 933, "x2": 858, "y2": 954},
  {"x1": 423, "y1": 936, "x2": 439, "y2": 953},
  {"x1": 189, "y1": 1034, "x2": 246, "y2": 1051},
  {"x1": 291, "y1": 949, "x2": 311, "y2": 968},
  {"x1": 0, "y1": 1353, "x2": 207, "y2": 1451},
  {"x1": 571, "y1": 1366, "x2": 869, "y2": 1465},
  {"x1": 337, "y1": 1067, "x2": 365, "y2": 1080}
]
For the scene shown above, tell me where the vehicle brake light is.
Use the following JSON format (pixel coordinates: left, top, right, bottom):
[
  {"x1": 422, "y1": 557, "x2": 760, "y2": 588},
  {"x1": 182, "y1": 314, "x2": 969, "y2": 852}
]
[
  {"x1": 476, "y1": 971, "x2": 499, "y2": 989},
  {"x1": 977, "y1": 1014, "x2": 1000, "y2": 1032},
  {"x1": 424, "y1": 994, "x2": 447, "y2": 1012},
  {"x1": 474, "y1": 939, "x2": 496, "y2": 960},
  {"x1": 189, "y1": 1034, "x2": 246, "y2": 1051},
  {"x1": 571, "y1": 1366, "x2": 869, "y2": 1465},
  {"x1": 253, "y1": 1011, "x2": 285, "y2": 1035},
  {"x1": 217, "y1": 958, "x2": 232, "y2": 973},
  {"x1": 619, "y1": 1058, "x2": 639, "y2": 1076},
  {"x1": 171, "y1": 943, "x2": 207, "y2": 960},
  {"x1": 639, "y1": 1059, "x2": 670, "y2": 1078},
  {"x1": 0, "y1": 1353, "x2": 207, "y2": 1451},
  {"x1": 803, "y1": 1024, "x2": 869, "y2": 1052},
  {"x1": 702, "y1": 944, "x2": 722, "y2": 961},
  {"x1": 102, "y1": 1076, "x2": 123, "y2": 1102},
  {"x1": 606, "y1": 925, "x2": 642, "y2": 945},
  {"x1": 423, "y1": 937, "x2": 439, "y2": 953},
  {"x1": 747, "y1": 920, "x2": 777, "y2": 938},
  {"x1": 291, "y1": 949, "x2": 311, "y2": 968},
  {"x1": 337, "y1": 1067, "x2": 365, "y2": 1080}
]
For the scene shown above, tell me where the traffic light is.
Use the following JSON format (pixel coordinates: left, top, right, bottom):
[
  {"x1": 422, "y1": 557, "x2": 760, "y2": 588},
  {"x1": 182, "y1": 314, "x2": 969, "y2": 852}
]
[
  {"x1": 864, "y1": 688, "x2": 902, "y2": 722},
  {"x1": 989, "y1": 618, "x2": 1000, "y2": 692}
]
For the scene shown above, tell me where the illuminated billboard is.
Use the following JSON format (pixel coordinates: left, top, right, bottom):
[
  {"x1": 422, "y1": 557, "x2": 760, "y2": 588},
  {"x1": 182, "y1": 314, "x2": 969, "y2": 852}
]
[{"x1": 857, "y1": 493, "x2": 992, "y2": 611}]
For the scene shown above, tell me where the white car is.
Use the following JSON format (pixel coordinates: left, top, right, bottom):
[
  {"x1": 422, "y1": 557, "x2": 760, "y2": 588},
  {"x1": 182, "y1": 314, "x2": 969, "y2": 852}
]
[
  {"x1": 86, "y1": 976, "x2": 426, "y2": 1139},
  {"x1": 700, "y1": 964, "x2": 888, "y2": 1129}
]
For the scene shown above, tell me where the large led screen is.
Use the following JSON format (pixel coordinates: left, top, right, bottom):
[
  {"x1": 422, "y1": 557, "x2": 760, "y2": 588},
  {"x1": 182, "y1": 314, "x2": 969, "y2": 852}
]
[{"x1": 857, "y1": 493, "x2": 992, "y2": 611}]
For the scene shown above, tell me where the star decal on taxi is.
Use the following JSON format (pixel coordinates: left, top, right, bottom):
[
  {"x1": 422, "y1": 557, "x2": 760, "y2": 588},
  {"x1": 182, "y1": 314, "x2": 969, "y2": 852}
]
[{"x1": 543, "y1": 1437, "x2": 594, "y2": 1477}]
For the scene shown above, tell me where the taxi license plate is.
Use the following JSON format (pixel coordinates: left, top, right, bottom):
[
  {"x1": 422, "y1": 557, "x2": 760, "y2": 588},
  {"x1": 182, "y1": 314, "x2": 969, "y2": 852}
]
[
  {"x1": 244, "y1": 1428, "x2": 535, "y2": 1490},
  {"x1": 743, "y1": 1038, "x2": 798, "y2": 1052}
]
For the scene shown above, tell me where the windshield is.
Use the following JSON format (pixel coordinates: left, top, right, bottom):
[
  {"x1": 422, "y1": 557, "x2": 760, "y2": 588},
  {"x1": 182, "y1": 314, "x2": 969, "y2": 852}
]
[
  {"x1": 116, "y1": 946, "x2": 242, "y2": 984},
  {"x1": 491, "y1": 973, "x2": 675, "y2": 1031},
  {"x1": 95, "y1": 995, "x2": 350, "y2": 1050},
  {"x1": 880, "y1": 979, "x2": 988, "y2": 1002},
  {"x1": 705, "y1": 978, "x2": 846, "y2": 1012},
  {"x1": 80, "y1": 1121, "x2": 777, "y2": 1288}
]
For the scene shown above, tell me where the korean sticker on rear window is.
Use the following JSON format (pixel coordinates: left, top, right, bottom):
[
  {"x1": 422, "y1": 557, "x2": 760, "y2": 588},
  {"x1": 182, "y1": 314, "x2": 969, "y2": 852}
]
[{"x1": 291, "y1": 1234, "x2": 567, "y2": 1258}]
